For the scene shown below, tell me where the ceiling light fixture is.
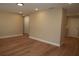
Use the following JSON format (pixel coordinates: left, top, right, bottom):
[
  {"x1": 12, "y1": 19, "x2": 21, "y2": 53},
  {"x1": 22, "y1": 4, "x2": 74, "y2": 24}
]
[
  {"x1": 68, "y1": 3, "x2": 72, "y2": 4},
  {"x1": 17, "y1": 3, "x2": 24, "y2": 6},
  {"x1": 35, "y1": 8, "x2": 39, "y2": 11}
]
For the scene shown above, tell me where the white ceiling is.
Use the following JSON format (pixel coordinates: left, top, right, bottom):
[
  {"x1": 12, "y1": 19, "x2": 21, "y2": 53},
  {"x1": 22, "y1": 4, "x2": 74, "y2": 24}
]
[{"x1": 0, "y1": 3, "x2": 79, "y2": 16}]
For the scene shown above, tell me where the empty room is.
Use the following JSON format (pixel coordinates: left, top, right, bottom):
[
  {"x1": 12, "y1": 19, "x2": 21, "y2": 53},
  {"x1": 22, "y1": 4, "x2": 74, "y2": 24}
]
[{"x1": 0, "y1": 3, "x2": 79, "y2": 56}]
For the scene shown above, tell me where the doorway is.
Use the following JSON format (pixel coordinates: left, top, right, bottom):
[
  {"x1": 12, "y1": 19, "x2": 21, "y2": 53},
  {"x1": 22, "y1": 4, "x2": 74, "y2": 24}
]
[
  {"x1": 23, "y1": 16, "x2": 30, "y2": 36},
  {"x1": 66, "y1": 16, "x2": 79, "y2": 38}
]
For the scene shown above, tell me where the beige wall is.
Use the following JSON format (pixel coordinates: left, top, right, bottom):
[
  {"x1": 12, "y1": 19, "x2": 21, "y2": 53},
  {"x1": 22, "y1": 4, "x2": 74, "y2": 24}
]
[
  {"x1": 0, "y1": 12, "x2": 23, "y2": 37},
  {"x1": 67, "y1": 16, "x2": 79, "y2": 38},
  {"x1": 29, "y1": 8, "x2": 64, "y2": 45}
]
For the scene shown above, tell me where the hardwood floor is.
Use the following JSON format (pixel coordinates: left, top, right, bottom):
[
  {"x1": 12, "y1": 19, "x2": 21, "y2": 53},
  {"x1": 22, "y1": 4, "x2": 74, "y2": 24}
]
[{"x1": 0, "y1": 35, "x2": 79, "y2": 56}]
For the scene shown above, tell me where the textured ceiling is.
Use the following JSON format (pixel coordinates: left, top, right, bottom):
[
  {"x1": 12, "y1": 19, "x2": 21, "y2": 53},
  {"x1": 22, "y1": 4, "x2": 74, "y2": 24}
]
[{"x1": 0, "y1": 3, "x2": 79, "y2": 16}]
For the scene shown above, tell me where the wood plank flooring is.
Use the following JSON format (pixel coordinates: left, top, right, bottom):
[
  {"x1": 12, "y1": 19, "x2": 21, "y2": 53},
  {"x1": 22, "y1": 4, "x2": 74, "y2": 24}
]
[{"x1": 0, "y1": 35, "x2": 79, "y2": 56}]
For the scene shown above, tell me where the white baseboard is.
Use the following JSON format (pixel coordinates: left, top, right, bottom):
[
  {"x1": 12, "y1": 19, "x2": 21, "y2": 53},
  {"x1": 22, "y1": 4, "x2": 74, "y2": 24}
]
[
  {"x1": 29, "y1": 36, "x2": 60, "y2": 47},
  {"x1": 0, "y1": 34, "x2": 23, "y2": 39}
]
